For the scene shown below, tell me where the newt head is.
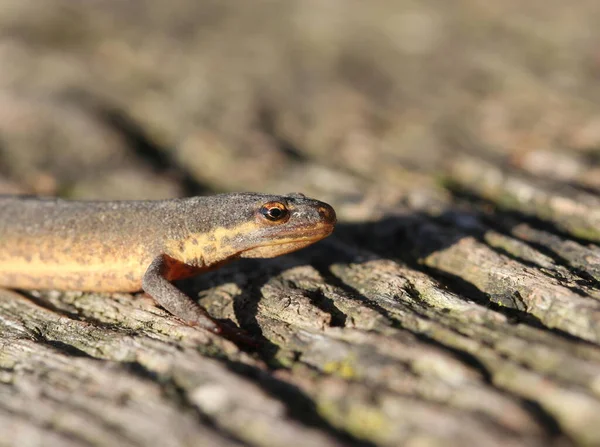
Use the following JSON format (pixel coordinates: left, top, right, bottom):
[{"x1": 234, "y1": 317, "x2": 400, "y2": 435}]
[
  {"x1": 168, "y1": 193, "x2": 336, "y2": 267},
  {"x1": 238, "y1": 192, "x2": 336, "y2": 259}
]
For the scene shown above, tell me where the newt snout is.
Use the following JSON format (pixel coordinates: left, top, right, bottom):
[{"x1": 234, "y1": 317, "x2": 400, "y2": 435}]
[{"x1": 318, "y1": 204, "x2": 336, "y2": 225}]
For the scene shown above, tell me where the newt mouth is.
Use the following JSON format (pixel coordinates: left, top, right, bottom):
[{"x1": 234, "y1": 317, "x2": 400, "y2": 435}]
[{"x1": 239, "y1": 225, "x2": 334, "y2": 259}]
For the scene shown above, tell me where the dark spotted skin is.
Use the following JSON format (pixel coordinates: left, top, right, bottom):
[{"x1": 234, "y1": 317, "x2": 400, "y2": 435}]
[{"x1": 0, "y1": 193, "x2": 336, "y2": 335}]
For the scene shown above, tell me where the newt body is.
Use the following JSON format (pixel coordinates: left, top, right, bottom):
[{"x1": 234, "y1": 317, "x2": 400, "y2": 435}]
[{"x1": 0, "y1": 193, "x2": 336, "y2": 334}]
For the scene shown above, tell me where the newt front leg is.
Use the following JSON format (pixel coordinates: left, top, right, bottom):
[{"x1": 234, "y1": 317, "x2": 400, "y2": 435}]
[
  {"x1": 142, "y1": 255, "x2": 220, "y2": 333},
  {"x1": 143, "y1": 255, "x2": 261, "y2": 346}
]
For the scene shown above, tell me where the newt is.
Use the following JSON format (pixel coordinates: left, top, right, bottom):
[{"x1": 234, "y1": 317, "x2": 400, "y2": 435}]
[{"x1": 0, "y1": 193, "x2": 336, "y2": 337}]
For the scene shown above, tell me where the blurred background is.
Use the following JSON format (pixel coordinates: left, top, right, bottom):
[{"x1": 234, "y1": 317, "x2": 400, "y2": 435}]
[{"x1": 0, "y1": 0, "x2": 599, "y2": 219}]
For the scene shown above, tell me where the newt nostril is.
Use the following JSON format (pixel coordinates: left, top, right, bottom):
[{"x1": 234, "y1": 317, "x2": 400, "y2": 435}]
[{"x1": 317, "y1": 204, "x2": 337, "y2": 225}]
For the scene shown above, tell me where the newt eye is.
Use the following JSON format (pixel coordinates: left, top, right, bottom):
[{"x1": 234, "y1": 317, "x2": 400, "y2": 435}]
[{"x1": 260, "y1": 202, "x2": 289, "y2": 222}]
